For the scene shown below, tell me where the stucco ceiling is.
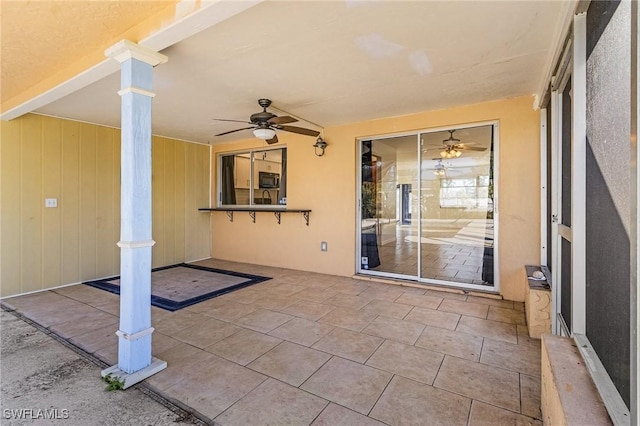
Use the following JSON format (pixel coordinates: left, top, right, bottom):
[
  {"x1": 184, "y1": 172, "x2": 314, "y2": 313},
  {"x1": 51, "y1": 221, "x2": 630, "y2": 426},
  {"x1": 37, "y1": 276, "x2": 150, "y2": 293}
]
[
  {"x1": 0, "y1": 0, "x2": 177, "y2": 105},
  {"x1": 6, "y1": 1, "x2": 573, "y2": 145}
]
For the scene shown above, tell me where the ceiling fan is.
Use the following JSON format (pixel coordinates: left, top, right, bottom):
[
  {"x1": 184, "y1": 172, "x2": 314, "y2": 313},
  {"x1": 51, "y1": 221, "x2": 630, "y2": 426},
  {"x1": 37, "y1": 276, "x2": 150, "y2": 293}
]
[
  {"x1": 437, "y1": 130, "x2": 487, "y2": 159},
  {"x1": 214, "y1": 99, "x2": 320, "y2": 144}
]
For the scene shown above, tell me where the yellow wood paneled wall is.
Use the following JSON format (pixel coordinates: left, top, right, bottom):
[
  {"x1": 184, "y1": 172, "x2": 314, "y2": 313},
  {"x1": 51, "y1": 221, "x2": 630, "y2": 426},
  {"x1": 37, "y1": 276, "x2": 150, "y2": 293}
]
[{"x1": 0, "y1": 114, "x2": 210, "y2": 297}]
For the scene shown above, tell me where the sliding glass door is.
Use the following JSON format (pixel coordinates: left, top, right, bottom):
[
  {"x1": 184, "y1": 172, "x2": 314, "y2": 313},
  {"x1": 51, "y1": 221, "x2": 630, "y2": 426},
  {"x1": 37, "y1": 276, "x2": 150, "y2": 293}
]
[
  {"x1": 360, "y1": 136, "x2": 419, "y2": 277},
  {"x1": 358, "y1": 123, "x2": 497, "y2": 291}
]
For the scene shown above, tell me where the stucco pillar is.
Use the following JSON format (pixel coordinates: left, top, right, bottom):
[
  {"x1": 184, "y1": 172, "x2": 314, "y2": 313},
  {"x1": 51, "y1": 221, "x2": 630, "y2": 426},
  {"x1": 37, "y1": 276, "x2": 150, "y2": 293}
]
[{"x1": 101, "y1": 40, "x2": 168, "y2": 388}]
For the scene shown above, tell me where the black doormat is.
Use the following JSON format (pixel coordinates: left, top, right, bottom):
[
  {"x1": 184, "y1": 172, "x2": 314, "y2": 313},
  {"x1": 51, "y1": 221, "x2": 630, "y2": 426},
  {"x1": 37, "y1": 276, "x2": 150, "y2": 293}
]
[{"x1": 83, "y1": 263, "x2": 271, "y2": 312}]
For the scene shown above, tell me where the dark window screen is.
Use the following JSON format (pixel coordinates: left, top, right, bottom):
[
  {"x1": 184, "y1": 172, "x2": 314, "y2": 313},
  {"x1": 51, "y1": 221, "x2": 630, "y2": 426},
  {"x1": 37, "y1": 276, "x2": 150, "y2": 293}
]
[{"x1": 585, "y1": 0, "x2": 630, "y2": 408}]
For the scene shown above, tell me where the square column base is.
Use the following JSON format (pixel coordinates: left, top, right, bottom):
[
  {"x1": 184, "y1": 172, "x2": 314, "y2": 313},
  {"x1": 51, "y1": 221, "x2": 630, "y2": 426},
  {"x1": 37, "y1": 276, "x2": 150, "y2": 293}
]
[{"x1": 101, "y1": 357, "x2": 167, "y2": 389}]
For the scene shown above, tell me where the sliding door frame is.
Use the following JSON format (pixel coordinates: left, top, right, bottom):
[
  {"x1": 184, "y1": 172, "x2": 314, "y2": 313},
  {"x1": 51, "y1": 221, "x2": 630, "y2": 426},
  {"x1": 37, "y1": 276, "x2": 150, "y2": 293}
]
[{"x1": 356, "y1": 120, "x2": 500, "y2": 293}]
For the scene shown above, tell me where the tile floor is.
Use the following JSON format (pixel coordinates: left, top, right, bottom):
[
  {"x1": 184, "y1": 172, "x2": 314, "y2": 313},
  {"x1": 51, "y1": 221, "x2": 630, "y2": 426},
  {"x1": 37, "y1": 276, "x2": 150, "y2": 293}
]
[{"x1": 1, "y1": 258, "x2": 541, "y2": 425}]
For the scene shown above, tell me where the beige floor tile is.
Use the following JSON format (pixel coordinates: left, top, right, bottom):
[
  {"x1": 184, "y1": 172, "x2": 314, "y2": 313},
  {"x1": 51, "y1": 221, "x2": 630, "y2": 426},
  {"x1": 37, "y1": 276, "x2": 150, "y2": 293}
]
[
  {"x1": 93, "y1": 340, "x2": 118, "y2": 365},
  {"x1": 53, "y1": 285, "x2": 118, "y2": 306},
  {"x1": 325, "y1": 293, "x2": 373, "y2": 310},
  {"x1": 253, "y1": 296, "x2": 296, "y2": 311},
  {"x1": 398, "y1": 285, "x2": 427, "y2": 295},
  {"x1": 517, "y1": 325, "x2": 542, "y2": 348},
  {"x1": 152, "y1": 332, "x2": 183, "y2": 355},
  {"x1": 268, "y1": 317, "x2": 335, "y2": 347},
  {"x1": 215, "y1": 378, "x2": 327, "y2": 425},
  {"x1": 438, "y1": 299, "x2": 489, "y2": 319},
  {"x1": 281, "y1": 300, "x2": 335, "y2": 321},
  {"x1": 425, "y1": 289, "x2": 468, "y2": 301},
  {"x1": 312, "y1": 328, "x2": 383, "y2": 363},
  {"x1": 366, "y1": 340, "x2": 444, "y2": 385},
  {"x1": 147, "y1": 344, "x2": 218, "y2": 392},
  {"x1": 221, "y1": 289, "x2": 265, "y2": 305},
  {"x1": 311, "y1": 403, "x2": 386, "y2": 426},
  {"x1": 329, "y1": 281, "x2": 369, "y2": 295},
  {"x1": 48, "y1": 310, "x2": 118, "y2": 339},
  {"x1": 456, "y1": 316, "x2": 518, "y2": 344},
  {"x1": 184, "y1": 295, "x2": 229, "y2": 312},
  {"x1": 200, "y1": 300, "x2": 258, "y2": 321},
  {"x1": 151, "y1": 306, "x2": 175, "y2": 322},
  {"x1": 318, "y1": 307, "x2": 377, "y2": 332},
  {"x1": 68, "y1": 323, "x2": 118, "y2": 354},
  {"x1": 520, "y1": 374, "x2": 542, "y2": 419},
  {"x1": 2, "y1": 291, "x2": 72, "y2": 312},
  {"x1": 434, "y1": 355, "x2": 521, "y2": 412},
  {"x1": 301, "y1": 357, "x2": 392, "y2": 415},
  {"x1": 466, "y1": 295, "x2": 514, "y2": 309},
  {"x1": 163, "y1": 354, "x2": 268, "y2": 420},
  {"x1": 362, "y1": 316, "x2": 425, "y2": 345},
  {"x1": 395, "y1": 293, "x2": 443, "y2": 310},
  {"x1": 268, "y1": 283, "x2": 308, "y2": 297},
  {"x1": 27, "y1": 301, "x2": 103, "y2": 328},
  {"x1": 468, "y1": 400, "x2": 541, "y2": 426},
  {"x1": 206, "y1": 329, "x2": 282, "y2": 365},
  {"x1": 361, "y1": 299, "x2": 412, "y2": 319},
  {"x1": 487, "y1": 305, "x2": 526, "y2": 325},
  {"x1": 175, "y1": 317, "x2": 242, "y2": 348},
  {"x1": 153, "y1": 310, "x2": 207, "y2": 336},
  {"x1": 365, "y1": 286, "x2": 405, "y2": 302},
  {"x1": 405, "y1": 306, "x2": 460, "y2": 330},
  {"x1": 370, "y1": 375, "x2": 471, "y2": 426},
  {"x1": 294, "y1": 287, "x2": 338, "y2": 303},
  {"x1": 514, "y1": 302, "x2": 525, "y2": 312},
  {"x1": 480, "y1": 338, "x2": 541, "y2": 376},
  {"x1": 95, "y1": 301, "x2": 120, "y2": 316},
  {"x1": 233, "y1": 308, "x2": 293, "y2": 333},
  {"x1": 248, "y1": 341, "x2": 331, "y2": 386},
  {"x1": 415, "y1": 326, "x2": 483, "y2": 361}
]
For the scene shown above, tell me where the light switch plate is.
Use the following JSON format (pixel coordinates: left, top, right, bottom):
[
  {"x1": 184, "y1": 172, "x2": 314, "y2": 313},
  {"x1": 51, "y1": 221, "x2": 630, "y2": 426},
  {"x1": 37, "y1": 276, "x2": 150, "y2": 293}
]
[
  {"x1": 45, "y1": 198, "x2": 57, "y2": 208},
  {"x1": 320, "y1": 241, "x2": 328, "y2": 252}
]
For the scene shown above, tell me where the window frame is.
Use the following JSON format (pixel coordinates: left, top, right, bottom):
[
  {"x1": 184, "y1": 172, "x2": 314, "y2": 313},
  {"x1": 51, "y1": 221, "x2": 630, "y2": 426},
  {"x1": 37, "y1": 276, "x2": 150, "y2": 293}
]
[{"x1": 217, "y1": 146, "x2": 287, "y2": 209}]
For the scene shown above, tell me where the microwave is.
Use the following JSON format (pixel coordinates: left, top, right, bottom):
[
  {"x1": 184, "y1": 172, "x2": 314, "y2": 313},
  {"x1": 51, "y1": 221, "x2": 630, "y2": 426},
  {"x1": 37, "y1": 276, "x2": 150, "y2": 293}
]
[{"x1": 259, "y1": 172, "x2": 280, "y2": 188}]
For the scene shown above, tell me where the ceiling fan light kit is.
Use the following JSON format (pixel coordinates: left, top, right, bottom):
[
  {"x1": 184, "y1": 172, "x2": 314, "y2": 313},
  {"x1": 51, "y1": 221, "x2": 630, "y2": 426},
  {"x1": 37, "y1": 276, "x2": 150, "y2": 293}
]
[
  {"x1": 440, "y1": 147, "x2": 462, "y2": 158},
  {"x1": 253, "y1": 128, "x2": 276, "y2": 140},
  {"x1": 214, "y1": 99, "x2": 321, "y2": 147}
]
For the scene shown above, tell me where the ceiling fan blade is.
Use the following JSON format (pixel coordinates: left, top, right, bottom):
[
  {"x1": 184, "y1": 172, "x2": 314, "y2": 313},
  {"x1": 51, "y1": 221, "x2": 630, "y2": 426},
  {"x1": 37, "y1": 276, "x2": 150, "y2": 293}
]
[
  {"x1": 268, "y1": 116, "x2": 297, "y2": 125},
  {"x1": 280, "y1": 125, "x2": 320, "y2": 137},
  {"x1": 215, "y1": 126, "x2": 255, "y2": 136},
  {"x1": 266, "y1": 134, "x2": 279, "y2": 145},
  {"x1": 461, "y1": 146, "x2": 487, "y2": 151},
  {"x1": 213, "y1": 118, "x2": 253, "y2": 124}
]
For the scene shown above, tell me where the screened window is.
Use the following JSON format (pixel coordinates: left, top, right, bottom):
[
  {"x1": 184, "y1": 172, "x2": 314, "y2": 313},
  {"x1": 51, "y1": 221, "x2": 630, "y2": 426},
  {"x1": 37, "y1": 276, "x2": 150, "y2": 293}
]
[
  {"x1": 219, "y1": 148, "x2": 287, "y2": 207},
  {"x1": 439, "y1": 176, "x2": 489, "y2": 208}
]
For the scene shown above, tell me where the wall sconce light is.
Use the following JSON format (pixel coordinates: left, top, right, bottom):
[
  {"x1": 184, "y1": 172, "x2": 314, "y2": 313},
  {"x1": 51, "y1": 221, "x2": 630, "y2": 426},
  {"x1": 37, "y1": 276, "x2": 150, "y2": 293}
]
[{"x1": 313, "y1": 137, "x2": 328, "y2": 157}]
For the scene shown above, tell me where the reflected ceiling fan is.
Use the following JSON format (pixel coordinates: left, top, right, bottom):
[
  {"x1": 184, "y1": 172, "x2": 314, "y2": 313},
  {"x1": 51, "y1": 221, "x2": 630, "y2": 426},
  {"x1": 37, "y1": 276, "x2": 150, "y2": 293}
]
[
  {"x1": 437, "y1": 130, "x2": 487, "y2": 159},
  {"x1": 214, "y1": 99, "x2": 320, "y2": 145}
]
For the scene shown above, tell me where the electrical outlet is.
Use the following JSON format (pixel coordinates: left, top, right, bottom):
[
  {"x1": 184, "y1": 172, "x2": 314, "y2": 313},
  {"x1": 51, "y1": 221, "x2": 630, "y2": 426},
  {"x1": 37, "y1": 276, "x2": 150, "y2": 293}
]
[
  {"x1": 45, "y1": 198, "x2": 58, "y2": 208},
  {"x1": 320, "y1": 241, "x2": 328, "y2": 252}
]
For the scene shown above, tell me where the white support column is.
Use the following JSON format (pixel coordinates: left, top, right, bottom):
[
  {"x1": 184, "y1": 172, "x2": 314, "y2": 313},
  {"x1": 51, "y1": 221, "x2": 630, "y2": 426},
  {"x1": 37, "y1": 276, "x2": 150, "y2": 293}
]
[{"x1": 101, "y1": 40, "x2": 168, "y2": 388}]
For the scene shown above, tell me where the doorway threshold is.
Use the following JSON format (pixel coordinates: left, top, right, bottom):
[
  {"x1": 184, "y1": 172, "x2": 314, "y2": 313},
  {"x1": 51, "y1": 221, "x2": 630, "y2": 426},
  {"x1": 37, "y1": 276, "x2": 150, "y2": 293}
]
[{"x1": 352, "y1": 274, "x2": 502, "y2": 300}]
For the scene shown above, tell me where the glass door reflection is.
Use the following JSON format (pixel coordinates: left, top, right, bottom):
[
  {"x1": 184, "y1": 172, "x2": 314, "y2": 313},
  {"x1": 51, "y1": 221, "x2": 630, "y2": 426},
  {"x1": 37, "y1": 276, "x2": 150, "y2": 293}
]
[{"x1": 419, "y1": 126, "x2": 495, "y2": 286}]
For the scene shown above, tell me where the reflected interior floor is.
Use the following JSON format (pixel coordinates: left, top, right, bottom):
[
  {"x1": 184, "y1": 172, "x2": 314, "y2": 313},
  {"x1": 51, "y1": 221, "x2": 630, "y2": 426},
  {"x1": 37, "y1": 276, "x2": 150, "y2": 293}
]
[{"x1": 370, "y1": 222, "x2": 493, "y2": 286}]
